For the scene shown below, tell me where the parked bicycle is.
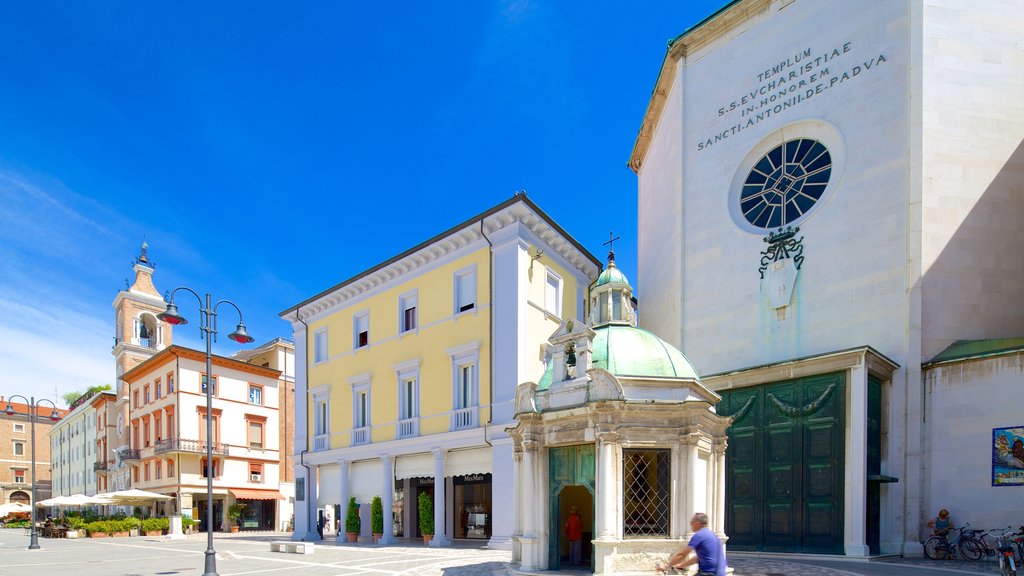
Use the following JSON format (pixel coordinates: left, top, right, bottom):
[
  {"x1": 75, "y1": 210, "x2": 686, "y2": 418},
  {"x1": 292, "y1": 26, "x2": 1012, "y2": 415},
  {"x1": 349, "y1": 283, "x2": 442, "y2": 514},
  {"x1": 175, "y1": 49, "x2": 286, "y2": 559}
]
[
  {"x1": 960, "y1": 526, "x2": 1017, "y2": 562},
  {"x1": 924, "y1": 524, "x2": 974, "y2": 560}
]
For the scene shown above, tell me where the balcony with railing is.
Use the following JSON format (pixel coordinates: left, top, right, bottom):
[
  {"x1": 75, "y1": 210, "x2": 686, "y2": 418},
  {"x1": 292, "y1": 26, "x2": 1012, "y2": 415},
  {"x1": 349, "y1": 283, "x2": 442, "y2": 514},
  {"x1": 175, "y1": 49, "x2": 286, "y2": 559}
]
[
  {"x1": 118, "y1": 447, "x2": 140, "y2": 461},
  {"x1": 93, "y1": 461, "x2": 109, "y2": 472},
  {"x1": 154, "y1": 437, "x2": 230, "y2": 456},
  {"x1": 312, "y1": 433, "x2": 329, "y2": 452},
  {"x1": 351, "y1": 427, "x2": 370, "y2": 446},
  {"x1": 451, "y1": 406, "x2": 478, "y2": 431},
  {"x1": 396, "y1": 417, "x2": 419, "y2": 439}
]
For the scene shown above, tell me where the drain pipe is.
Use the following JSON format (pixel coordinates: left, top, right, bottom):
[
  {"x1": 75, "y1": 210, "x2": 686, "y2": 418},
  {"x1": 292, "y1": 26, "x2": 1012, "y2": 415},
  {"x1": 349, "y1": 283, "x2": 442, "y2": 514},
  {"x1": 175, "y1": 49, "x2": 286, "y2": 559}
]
[
  {"x1": 480, "y1": 220, "x2": 494, "y2": 448},
  {"x1": 296, "y1": 307, "x2": 313, "y2": 540}
]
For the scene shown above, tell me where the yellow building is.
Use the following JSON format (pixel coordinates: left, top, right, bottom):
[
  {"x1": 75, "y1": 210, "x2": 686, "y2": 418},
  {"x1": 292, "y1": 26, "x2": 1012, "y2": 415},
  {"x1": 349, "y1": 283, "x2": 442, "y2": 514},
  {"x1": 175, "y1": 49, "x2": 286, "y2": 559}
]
[{"x1": 281, "y1": 194, "x2": 601, "y2": 546}]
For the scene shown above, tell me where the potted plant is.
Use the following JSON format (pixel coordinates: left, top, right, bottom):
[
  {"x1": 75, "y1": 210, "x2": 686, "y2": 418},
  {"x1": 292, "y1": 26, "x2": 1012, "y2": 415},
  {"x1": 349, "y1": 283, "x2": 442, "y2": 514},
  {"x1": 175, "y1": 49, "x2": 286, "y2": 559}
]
[
  {"x1": 370, "y1": 495, "x2": 384, "y2": 543},
  {"x1": 345, "y1": 497, "x2": 360, "y2": 542},
  {"x1": 111, "y1": 519, "x2": 131, "y2": 537},
  {"x1": 418, "y1": 492, "x2": 433, "y2": 545},
  {"x1": 227, "y1": 503, "x2": 245, "y2": 533},
  {"x1": 142, "y1": 517, "x2": 168, "y2": 536},
  {"x1": 86, "y1": 520, "x2": 109, "y2": 538},
  {"x1": 66, "y1": 516, "x2": 85, "y2": 538},
  {"x1": 124, "y1": 516, "x2": 141, "y2": 537},
  {"x1": 182, "y1": 515, "x2": 196, "y2": 534}
]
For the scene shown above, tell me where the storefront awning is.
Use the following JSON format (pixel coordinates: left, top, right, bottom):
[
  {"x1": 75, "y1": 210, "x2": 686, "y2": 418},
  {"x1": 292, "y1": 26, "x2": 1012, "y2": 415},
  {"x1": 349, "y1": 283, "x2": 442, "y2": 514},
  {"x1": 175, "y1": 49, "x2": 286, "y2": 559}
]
[
  {"x1": 445, "y1": 447, "x2": 492, "y2": 478},
  {"x1": 317, "y1": 464, "x2": 340, "y2": 506},
  {"x1": 395, "y1": 453, "x2": 434, "y2": 480},
  {"x1": 351, "y1": 460, "x2": 382, "y2": 504},
  {"x1": 230, "y1": 488, "x2": 284, "y2": 500}
]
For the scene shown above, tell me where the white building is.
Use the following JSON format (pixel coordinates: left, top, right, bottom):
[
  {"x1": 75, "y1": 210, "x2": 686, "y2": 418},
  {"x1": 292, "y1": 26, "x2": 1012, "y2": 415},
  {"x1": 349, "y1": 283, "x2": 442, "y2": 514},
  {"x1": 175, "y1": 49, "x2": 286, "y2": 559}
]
[
  {"x1": 49, "y1": 391, "x2": 112, "y2": 497},
  {"x1": 631, "y1": 0, "x2": 1024, "y2": 557}
]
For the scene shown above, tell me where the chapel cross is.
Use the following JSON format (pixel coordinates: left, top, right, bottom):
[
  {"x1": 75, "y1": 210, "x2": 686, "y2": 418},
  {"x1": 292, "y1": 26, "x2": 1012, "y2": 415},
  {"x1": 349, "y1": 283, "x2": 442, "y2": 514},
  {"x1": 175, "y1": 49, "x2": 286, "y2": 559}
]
[{"x1": 603, "y1": 232, "x2": 621, "y2": 262}]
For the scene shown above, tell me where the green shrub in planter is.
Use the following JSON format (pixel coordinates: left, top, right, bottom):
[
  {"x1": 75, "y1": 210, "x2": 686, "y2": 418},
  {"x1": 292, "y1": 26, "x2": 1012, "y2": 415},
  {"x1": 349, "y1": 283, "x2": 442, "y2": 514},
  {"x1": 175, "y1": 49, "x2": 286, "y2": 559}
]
[
  {"x1": 142, "y1": 518, "x2": 168, "y2": 533},
  {"x1": 371, "y1": 496, "x2": 384, "y2": 535},
  {"x1": 417, "y1": 492, "x2": 434, "y2": 536},
  {"x1": 345, "y1": 497, "x2": 361, "y2": 535}
]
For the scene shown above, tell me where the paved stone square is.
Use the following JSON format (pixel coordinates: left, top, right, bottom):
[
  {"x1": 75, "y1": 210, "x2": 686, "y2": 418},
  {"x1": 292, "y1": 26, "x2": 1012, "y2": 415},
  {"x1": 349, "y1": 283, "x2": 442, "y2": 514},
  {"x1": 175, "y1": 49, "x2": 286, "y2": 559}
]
[{"x1": 0, "y1": 529, "x2": 1005, "y2": 576}]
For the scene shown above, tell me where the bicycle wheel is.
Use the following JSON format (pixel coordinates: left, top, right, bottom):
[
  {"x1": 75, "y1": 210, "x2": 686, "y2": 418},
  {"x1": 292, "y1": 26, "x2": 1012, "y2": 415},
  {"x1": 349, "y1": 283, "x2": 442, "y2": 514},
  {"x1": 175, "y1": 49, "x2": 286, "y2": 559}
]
[
  {"x1": 960, "y1": 538, "x2": 984, "y2": 561},
  {"x1": 924, "y1": 537, "x2": 948, "y2": 560}
]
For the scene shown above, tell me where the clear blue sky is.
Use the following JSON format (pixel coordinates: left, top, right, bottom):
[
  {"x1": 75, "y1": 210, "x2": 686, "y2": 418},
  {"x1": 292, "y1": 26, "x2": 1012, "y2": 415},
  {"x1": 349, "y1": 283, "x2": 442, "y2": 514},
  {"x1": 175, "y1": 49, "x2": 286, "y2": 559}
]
[{"x1": 0, "y1": 0, "x2": 724, "y2": 405}]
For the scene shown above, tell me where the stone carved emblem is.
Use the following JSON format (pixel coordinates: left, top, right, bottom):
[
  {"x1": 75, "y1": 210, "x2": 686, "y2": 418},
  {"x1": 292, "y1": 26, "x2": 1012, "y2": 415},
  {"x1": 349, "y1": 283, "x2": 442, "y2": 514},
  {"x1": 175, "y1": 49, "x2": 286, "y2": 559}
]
[{"x1": 759, "y1": 226, "x2": 805, "y2": 310}]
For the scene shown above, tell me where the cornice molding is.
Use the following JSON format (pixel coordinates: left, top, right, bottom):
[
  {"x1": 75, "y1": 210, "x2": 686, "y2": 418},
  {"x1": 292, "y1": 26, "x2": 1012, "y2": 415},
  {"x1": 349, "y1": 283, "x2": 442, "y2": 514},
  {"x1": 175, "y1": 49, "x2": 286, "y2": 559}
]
[
  {"x1": 282, "y1": 200, "x2": 600, "y2": 325},
  {"x1": 629, "y1": 0, "x2": 771, "y2": 173}
]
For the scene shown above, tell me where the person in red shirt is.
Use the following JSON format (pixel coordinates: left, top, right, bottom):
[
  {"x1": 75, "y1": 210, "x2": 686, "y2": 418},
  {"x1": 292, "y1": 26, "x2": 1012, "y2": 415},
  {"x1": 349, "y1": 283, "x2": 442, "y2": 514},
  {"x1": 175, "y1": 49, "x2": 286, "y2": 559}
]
[{"x1": 565, "y1": 506, "x2": 583, "y2": 566}]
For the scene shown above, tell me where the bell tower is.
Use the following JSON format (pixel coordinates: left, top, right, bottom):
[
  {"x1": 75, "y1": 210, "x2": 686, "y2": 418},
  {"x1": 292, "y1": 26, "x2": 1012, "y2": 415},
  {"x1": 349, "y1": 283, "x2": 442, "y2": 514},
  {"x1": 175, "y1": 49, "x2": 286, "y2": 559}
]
[{"x1": 112, "y1": 241, "x2": 173, "y2": 392}]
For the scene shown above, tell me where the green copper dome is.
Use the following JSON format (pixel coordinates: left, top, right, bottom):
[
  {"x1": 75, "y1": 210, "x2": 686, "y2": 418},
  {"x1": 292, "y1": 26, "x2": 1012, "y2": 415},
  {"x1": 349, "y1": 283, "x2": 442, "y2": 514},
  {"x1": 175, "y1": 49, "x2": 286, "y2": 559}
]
[
  {"x1": 596, "y1": 264, "x2": 629, "y2": 286},
  {"x1": 537, "y1": 325, "x2": 699, "y2": 391}
]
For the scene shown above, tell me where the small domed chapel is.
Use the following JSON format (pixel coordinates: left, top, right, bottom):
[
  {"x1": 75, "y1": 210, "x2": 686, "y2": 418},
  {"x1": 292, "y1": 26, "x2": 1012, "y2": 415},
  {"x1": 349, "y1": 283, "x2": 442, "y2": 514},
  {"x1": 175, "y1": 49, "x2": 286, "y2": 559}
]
[{"x1": 508, "y1": 253, "x2": 731, "y2": 574}]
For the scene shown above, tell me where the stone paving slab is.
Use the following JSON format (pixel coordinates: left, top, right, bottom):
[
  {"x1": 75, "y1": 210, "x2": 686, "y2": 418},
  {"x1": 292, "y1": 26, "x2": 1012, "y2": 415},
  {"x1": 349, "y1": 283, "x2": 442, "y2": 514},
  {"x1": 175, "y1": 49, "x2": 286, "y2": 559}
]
[{"x1": 0, "y1": 530, "x2": 1009, "y2": 576}]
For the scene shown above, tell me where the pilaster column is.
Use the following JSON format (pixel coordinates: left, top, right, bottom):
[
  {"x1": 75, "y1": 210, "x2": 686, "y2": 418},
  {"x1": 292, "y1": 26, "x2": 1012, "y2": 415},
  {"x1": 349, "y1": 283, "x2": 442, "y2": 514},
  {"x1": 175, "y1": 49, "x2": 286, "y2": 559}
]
[
  {"x1": 714, "y1": 441, "x2": 727, "y2": 539},
  {"x1": 846, "y1": 363, "x2": 870, "y2": 557},
  {"x1": 335, "y1": 459, "x2": 350, "y2": 543},
  {"x1": 429, "y1": 448, "x2": 449, "y2": 547},
  {"x1": 596, "y1": 432, "x2": 618, "y2": 540},
  {"x1": 687, "y1": 441, "x2": 699, "y2": 539},
  {"x1": 488, "y1": 440, "x2": 514, "y2": 549},
  {"x1": 380, "y1": 454, "x2": 395, "y2": 545},
  {"x1": 511, "y1": 448, "x2": 523, "y2": 562}
]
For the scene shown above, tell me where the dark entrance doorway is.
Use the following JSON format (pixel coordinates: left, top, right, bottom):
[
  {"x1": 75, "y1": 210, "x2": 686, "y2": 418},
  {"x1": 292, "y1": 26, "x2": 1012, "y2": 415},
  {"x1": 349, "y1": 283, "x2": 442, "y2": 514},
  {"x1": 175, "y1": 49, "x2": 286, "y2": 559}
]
[
  {"x1": 414, "y1": 485, "x2": 433, "y2": 538},
  {"x1": 719, "y1": 372, "x2": 846, "y2": 554},
  {"x1": 195, "y1": 498, "x2": 223, "y2": 532},
  {"x1": 548, "y1": 444, "x2": 595, "y2": 571}
]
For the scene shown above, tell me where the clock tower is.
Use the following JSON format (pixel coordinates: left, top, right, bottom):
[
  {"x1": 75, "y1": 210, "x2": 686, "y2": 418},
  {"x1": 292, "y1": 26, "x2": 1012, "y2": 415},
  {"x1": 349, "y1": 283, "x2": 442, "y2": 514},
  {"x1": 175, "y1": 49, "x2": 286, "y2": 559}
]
[{"x1": 106, "y1": 241, "x2": 173, "y2": 490}]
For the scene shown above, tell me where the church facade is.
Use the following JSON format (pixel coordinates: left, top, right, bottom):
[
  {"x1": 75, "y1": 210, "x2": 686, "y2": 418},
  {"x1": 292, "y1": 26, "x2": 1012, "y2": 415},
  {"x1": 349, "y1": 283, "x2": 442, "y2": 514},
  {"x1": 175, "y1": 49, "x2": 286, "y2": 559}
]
[{"x1": 631, "y1": 0, "x2": 1024, "y2": 557}]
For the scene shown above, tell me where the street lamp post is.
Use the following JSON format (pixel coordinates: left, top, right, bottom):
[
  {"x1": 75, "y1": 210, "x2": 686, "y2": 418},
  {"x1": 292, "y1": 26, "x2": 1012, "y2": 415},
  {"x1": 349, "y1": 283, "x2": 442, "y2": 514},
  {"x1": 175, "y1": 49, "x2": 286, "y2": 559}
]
[
  {"x1": 4, "y1": 396, "x2": 61, "y2": 550},
  {"x1": 158, "y1": 287, "x2": 254, "y2": 576}
]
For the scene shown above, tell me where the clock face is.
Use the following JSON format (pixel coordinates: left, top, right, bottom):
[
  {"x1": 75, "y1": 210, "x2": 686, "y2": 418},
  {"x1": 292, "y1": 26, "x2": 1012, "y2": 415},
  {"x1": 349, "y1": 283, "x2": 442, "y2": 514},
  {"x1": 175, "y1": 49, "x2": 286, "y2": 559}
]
[
  {"x1": 739, "y1": 138, "x2": 832, "y2": 230},
  {"x1": 117, "y1": 413, "x2": 125, "y2": 437}
]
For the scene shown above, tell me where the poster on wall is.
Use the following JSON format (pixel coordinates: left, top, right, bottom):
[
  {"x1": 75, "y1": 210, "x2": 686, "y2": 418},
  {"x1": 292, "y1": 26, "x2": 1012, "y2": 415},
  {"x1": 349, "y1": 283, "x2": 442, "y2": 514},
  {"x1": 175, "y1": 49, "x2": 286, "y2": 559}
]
[{"x1": 992, "y1": 426, "x2": 1024, "y2": 486}]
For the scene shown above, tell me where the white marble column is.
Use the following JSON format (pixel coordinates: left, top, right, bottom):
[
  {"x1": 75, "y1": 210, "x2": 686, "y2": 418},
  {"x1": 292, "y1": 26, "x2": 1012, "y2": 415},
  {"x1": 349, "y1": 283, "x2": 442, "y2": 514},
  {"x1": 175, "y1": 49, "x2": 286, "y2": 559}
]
[
  {"x1": 429, "y1": 448, "x2": 449, "y2": 547},
  {"x1": 519, "y1": 441, "x2": 541, "y2": 570},
  {"x1": 845, "y1": 363, "x2": 870, "y2": 557},
  {"x1": 334, "y1": 459, "x2": 350, "y2": 542},
  {"x1": 511, "y1": 448, "x2": 523, "y2": 563},
  {"x1": 687, "y1": 442, "x2": 699, "y2": 539},
  {"x1": 380, "y1": 454, "x2": 395, "y2": 545},
  {"x1": 714, "y1": 443, "x2": 727, "y2": 539},
  {"x1": 596, "y1": 433, "x2": 618, "y2": 540}
]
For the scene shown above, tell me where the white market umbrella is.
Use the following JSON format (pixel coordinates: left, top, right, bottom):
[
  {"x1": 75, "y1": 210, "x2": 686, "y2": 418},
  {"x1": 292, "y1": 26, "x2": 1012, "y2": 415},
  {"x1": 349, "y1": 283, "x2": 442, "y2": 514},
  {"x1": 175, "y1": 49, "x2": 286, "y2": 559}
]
[
  {"x1": 97, "y1": 489, "x2": 173, "y2": 505},
  {"x1": 0, "y1": 501, "x2": 31, "y2": 515},
  {"x1": 97, "y1": 489, "x2": 173, "y2": 518},
  {"x1": 36, "y1": 493, "x2": 111, "y2": 507}
]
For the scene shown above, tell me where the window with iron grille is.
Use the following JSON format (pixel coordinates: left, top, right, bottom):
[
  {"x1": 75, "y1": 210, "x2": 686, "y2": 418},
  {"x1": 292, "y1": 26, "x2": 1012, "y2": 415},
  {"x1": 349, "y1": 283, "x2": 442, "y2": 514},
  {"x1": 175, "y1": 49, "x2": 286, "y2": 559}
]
[{"x1": 623, "y1": 449, "x2": 671, "y2": 536}]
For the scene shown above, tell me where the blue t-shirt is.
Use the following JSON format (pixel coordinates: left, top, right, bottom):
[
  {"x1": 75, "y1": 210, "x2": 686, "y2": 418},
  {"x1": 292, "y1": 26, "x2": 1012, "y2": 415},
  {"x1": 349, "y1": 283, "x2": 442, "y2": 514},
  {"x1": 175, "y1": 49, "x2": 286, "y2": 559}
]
[{"x1": 688, "y1": 527, "x2": 727, "y2": 576}]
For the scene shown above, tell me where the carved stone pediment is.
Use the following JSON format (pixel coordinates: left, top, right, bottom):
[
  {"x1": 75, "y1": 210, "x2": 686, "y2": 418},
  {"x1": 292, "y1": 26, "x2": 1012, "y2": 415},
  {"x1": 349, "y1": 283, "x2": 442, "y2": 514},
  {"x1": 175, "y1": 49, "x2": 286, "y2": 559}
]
[
  {"x1": 548, "y1": 318, "x2": 596, "y2": 345},
  {"x1": 587, "y1": 368, "x2": 624, "y2": 402},
  {"x1": 514, "y1": 381, "x2": 538, "y2": 416}
]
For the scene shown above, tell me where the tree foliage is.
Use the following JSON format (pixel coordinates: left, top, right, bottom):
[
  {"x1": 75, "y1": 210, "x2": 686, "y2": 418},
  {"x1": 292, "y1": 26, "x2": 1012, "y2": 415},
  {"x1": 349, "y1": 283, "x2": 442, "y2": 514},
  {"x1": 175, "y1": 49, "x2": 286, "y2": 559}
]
[{"x1": 63, "y1": 384, "x2": 112, "y2": 408}]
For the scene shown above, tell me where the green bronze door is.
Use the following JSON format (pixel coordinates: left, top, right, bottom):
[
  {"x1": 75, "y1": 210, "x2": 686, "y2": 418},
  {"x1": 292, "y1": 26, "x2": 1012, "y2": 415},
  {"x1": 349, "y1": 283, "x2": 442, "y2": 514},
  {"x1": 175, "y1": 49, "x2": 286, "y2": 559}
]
[
  {"x1": 720, "y1": 373, "x2": 845, "y2": 554},
  {"x1": 548, "y1": 444, "x2": 595, "y2": 570}
]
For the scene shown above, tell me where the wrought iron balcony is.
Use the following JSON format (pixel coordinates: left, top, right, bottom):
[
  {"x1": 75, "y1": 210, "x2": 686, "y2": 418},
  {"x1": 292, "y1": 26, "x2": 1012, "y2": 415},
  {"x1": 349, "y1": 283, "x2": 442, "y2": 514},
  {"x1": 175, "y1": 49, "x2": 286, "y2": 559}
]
[
  {"x1": 118, "y1": 448, "x2": 140, "y2": 461},
  {"x1": 93, "y1": 461, "x2": 109, "y2": 472},
  {"x1": 154, "y1": 437, "x2": 230, "y2": 456}
]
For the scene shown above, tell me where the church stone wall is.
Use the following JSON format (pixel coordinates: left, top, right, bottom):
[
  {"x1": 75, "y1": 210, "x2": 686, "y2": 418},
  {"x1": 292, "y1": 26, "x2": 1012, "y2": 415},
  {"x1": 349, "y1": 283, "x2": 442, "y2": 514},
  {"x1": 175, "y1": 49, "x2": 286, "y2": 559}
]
[
  {"x1": 637, "y1": 67, "x2": 684, "y2": 353},
  {"x1": 919, "y1": 0, "x2": 1024, "y2": 360},
  {"x1": 923, "y1": 353, "x2": 1024, "y2": 530},
  {"x1": 638, "y1": 0, "x2": 912, "y2": 376}
]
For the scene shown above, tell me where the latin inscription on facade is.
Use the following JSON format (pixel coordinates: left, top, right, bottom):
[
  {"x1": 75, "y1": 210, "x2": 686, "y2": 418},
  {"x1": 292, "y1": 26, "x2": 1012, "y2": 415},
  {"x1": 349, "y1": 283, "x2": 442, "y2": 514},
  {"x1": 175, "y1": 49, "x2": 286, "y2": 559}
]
[{"x1": 697, "y1": 42, "x2": 887, "y2": 152}]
